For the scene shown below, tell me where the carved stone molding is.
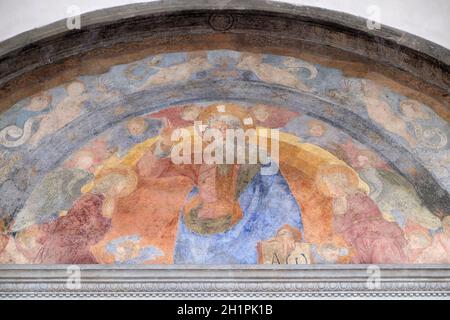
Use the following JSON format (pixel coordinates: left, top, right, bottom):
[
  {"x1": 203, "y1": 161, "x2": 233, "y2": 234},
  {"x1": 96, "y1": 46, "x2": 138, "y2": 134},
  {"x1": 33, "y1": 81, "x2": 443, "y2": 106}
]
[{"x1": 0, "y1": 265, "x2": 449, "y2": 299}]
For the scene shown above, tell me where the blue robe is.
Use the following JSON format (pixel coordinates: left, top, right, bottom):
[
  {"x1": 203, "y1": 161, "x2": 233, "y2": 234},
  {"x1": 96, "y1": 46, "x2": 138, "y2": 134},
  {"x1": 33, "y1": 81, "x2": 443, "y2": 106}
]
[{"x1": 174, "y1": 167, "x2": 303, "y2": 264}]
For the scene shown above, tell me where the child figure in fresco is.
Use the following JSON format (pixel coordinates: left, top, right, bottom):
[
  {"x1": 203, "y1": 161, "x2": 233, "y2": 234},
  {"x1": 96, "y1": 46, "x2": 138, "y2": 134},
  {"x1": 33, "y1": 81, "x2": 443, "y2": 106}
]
[
  {"x1": 29, "y1": 81, "x2": 89, "y2": 146},
  {"x1": 362, "y1": 80, "x2": 417, "y2": 148},
  {"x1": 138, "y1": 53, "x2": 212, "y2": 91},
  {"x1": 316, "y1": 164, "x2": 408, "y2": 264}
]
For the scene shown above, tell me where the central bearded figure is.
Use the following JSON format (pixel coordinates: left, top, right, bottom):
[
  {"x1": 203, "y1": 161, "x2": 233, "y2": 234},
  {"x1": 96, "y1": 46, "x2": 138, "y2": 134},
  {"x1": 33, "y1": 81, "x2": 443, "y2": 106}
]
[
  {"x1": 142, "y1": 104, "x2": 304, "y2": 264},
  {"x1": 84, "y1": 103, "x2": 372, "y2": 265}
]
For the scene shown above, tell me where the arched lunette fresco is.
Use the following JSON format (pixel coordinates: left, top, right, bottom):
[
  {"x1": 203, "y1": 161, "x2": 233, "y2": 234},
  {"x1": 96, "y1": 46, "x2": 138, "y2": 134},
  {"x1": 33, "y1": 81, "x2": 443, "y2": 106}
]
[{"x1": 0, "y1": 1, "x2": 449, "y2": 266}]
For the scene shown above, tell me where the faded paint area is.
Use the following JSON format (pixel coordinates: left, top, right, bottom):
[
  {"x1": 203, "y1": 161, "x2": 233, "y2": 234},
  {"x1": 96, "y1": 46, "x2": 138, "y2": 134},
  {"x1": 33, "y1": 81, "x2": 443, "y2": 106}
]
[{"x1": 0, "y1": 50, "x2": 449, "y2": 264}]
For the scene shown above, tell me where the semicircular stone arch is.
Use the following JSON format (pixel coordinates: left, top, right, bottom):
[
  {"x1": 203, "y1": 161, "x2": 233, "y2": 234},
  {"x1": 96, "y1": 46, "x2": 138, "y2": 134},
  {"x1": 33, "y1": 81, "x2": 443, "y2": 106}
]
[{"x1": 0, "y1": 1, "x2": 449, "y2": 265}]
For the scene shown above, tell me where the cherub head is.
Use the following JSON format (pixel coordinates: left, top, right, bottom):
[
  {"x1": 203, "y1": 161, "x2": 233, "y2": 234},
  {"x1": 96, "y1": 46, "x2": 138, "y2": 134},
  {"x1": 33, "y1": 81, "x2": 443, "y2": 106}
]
[
  {"x1": 308, "y1": 120, "x2": 327, "y2": 137},
  {"x1": 250, "y1": 105, "x2": 270, "y2": 123},
  {"x1": 65, "y1": 80, "x2": 86, "y2": 97},
  {"x1": 355, "y1": 150, "x2": 378, "y2": 169},
  {"x1": 207, "y1": 114, "x2": 242, "y2": 134},
  {"x1": 186, "y1": 52, "x2": 209, "y2": 63},
  {"x1": 71, "y1": 150, "x2": 95, "y2": 171},
  {"x1": 181, "y1": 105, "x2": 202, "y2": 122},
  {"x1": 93, "y1": 167, "x2": 138, "y2": 199},
  {"x1": 276, "y1": 225, "x2": 302, "y2": 242},
  {"x1": 400, "y1": 99, "x2": 430, "y2": 120},
  {"x1": 126, "y1": 117, "x2": 148, "y2": 136},
  {"x1": 26, "y1": 93, "x2": 52, "y2": 112},
  {"x1": 115, "y1": 239, "x2": 141, "y2": 262},
  {"x1": 409, "y1": 231, "x2": 432, "y2": 250},
  {"x1": 405, "y1": 222, "x2": 433, "y2": 250}
]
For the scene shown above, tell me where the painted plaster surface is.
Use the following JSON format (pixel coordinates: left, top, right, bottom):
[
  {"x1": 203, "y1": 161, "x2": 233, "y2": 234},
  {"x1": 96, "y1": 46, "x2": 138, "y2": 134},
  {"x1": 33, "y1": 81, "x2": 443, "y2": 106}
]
[{"x1": 0, "y1": 50, "x2": 449, "y2": 264}]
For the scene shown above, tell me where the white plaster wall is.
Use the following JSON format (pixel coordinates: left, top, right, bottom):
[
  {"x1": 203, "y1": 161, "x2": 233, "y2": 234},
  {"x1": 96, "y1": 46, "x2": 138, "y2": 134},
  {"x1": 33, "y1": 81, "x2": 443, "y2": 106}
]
[{"x1": 0, "y1": 0, "x2": 449, "y2": 48}]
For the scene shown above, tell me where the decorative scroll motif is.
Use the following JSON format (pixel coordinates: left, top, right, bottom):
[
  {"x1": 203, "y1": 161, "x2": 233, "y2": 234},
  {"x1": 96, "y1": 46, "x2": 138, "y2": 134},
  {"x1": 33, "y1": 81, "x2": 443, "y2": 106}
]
[{"x1": 0, "y1": 119, "x2": 34, "y2": 148}]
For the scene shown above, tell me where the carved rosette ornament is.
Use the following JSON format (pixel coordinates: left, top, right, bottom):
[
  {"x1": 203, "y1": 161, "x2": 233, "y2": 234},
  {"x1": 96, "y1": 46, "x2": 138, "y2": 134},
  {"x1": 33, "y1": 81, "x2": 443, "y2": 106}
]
[{"x1": 209, "y1": 14, "x2": 235, "y2": 31}]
